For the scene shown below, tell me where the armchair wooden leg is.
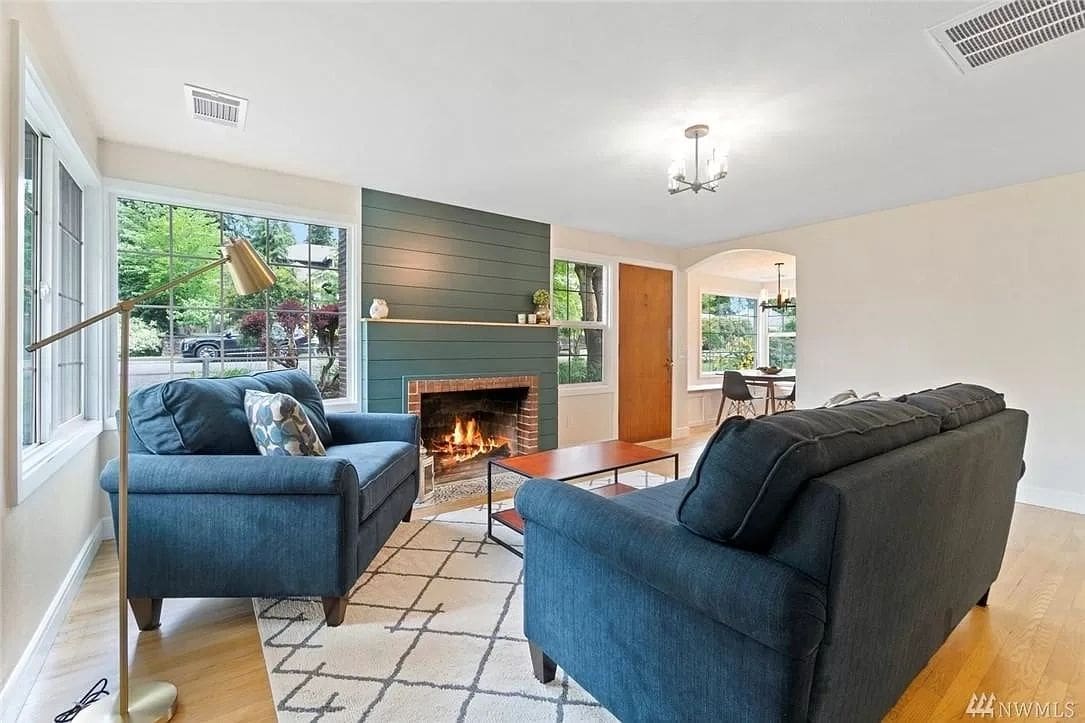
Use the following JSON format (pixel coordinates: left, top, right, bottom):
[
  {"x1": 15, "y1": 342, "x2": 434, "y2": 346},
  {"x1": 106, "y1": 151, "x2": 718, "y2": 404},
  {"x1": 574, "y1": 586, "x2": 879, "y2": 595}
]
[
  {"x1": 529, "y1": 642, "x2": 556, "y2": 684},
  {"x1": 977, "y1": 587, "x2": 990, "y2": 607},
  {"x1": 323, "y1": 596, "x2": 348, "y2": 627},
  {"x1": 129, "y1": 597, "x2": 163, "y2": 631}
]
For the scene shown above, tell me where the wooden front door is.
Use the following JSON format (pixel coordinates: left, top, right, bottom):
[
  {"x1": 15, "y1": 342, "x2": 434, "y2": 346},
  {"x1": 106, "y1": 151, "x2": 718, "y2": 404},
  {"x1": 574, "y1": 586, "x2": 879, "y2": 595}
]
[{"x1": 618, "y1": 263, "x2": 673, "y2": 442}]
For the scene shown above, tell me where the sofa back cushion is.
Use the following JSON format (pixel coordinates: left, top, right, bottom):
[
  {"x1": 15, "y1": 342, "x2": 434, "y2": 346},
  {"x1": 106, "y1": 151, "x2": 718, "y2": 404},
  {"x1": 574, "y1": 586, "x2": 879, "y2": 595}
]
[
  {"x1": 677, "y1": 401, "x2": 941, "y2": 550},
  {"x1": 896, "y1": 383, "x2": 1004, "y2": 431},
  {"x1": 128, "y1": 369, "x2": 331, "y2": 454}
]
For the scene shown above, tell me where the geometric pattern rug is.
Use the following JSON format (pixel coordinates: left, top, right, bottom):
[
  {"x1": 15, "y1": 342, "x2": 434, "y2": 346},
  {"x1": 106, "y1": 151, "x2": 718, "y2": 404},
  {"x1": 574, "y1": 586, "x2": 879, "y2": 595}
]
[{"x1": 254, "y1": 471, "x2": 667, "y2": 722}]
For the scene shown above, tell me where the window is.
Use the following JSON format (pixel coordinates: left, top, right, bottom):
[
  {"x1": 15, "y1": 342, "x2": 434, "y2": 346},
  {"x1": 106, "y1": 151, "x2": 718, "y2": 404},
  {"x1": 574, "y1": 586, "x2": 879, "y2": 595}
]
[
  {"x1": 765, "y1": 305, "x2": 797, "y2": 368},
  {"x1": 700, "y1": 294, "x2": 757, "y2": 373},
  {"x1": 22, "y1": 122, "x2": 40, "y2": 446},
  {"x1": 116, "y1": 200, "x2": 348, "y2": 399},
  {"x1": 552, "y1": 259, "x2": 606, "y2": 385},
  {"x1": 56, "y1": 165, "x2": 85, "y2": 424},
  {"x1": 22, "y1": 123, "x2": 86, "y2": 447}
]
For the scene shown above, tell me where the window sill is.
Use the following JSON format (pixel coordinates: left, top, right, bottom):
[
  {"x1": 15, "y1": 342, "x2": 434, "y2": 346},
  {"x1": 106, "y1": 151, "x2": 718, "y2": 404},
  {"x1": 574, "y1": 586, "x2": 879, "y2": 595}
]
[
  {"x1": 323, "y1": 398, "x2": 359, "y2": 413},
  {"x1": 19, "y1": 419, "x2": 104, "y2": 504},
  {"x1": 558, "y1": 383, "x2": 614, "y2": 397}
]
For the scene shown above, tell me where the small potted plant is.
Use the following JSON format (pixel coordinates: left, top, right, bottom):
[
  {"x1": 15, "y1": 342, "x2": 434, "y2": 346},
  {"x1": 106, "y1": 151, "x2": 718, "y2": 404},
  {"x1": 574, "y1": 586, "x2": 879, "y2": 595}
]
[{"x1": 532, "y1": 289, "x2": 551, "y2": 324}]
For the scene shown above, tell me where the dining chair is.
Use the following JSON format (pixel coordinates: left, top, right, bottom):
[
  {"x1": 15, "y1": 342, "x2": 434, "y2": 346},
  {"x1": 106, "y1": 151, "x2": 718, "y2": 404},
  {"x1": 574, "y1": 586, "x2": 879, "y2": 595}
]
[
  {"x1": 774, "y1": 382, "x2": 797, "y2": 412},
  {"x1": 716, "y1": 371, "x2": 763, "y2": 424}
]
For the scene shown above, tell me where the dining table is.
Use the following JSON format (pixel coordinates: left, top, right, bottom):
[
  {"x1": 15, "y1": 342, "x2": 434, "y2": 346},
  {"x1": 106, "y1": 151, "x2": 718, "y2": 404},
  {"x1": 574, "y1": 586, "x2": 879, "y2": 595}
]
[{"x1": 725, "y1": 369, "x2": 796, "y2": 414}]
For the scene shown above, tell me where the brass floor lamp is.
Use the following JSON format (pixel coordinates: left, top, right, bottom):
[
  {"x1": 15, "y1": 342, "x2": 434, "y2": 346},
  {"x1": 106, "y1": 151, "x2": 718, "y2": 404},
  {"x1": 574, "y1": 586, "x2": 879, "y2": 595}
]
[{"x1": 26, "y1": 238, "x2": 275, "y2": 722}]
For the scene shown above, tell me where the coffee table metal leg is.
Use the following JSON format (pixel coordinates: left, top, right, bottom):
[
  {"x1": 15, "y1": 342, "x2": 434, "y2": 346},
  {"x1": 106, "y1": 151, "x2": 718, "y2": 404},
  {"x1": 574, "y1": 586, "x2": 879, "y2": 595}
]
[
  {"x1": 487, "y1": 461, "x2": 493, "y2": 539},
  {"x1": 674, "y1": 455, "x2": 679, "y2": 480}
]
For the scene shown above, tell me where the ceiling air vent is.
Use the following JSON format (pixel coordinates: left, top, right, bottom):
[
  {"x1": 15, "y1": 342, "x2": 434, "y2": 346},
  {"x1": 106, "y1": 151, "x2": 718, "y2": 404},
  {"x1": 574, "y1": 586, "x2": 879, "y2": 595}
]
[
  {"x1": 184, "y1": 84, "x2": 248, "y2": 128},
  {"x1": 928, "y1": 0, "x2": 1085, "y2": 73}
]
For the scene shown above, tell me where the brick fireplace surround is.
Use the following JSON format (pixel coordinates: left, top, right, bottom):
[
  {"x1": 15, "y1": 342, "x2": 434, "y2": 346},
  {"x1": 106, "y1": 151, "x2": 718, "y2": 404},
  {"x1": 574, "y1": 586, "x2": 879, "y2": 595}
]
[{"x1": 406, "y1": 375, "x2": 540, "y2": 456}]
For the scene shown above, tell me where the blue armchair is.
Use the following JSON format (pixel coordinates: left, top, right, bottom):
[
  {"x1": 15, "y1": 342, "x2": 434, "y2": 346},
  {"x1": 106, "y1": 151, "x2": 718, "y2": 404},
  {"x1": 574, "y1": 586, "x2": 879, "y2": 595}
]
[{"x1": 100, "y1": 370, "x2": 418, "y2": 628}]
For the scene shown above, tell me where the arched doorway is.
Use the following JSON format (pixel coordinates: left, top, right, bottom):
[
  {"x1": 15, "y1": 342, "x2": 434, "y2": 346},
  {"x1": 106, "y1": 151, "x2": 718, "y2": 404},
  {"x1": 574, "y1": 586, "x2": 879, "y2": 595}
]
[{"x1": 686, "y1": 248, "x2": 797, "y2": 422}]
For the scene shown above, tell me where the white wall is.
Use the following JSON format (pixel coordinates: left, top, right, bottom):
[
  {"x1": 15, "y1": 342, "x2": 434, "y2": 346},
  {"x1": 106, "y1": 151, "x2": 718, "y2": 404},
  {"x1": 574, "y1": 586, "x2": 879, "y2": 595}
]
[
  {"x1": 551, "y1": 226, "x2": 680, "y2": 443},
  {"x1": 0, "y1": 1, "x2": 106, "y2": 707},
  {"x1": 99, "y1": 140, "x2": 359, "y2": 224},
  {"x1": 681, "y1": 170, "x2": 1085, "y2": 513}
]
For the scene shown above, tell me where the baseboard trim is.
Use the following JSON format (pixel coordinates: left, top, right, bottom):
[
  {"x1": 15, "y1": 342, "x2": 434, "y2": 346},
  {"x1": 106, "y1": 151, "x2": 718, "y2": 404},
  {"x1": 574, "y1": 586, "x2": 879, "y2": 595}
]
[
  {"x1": 1016, "y1": 485, "x2": 1085, "y2": 516},
  {"x1": 0, "y1": 518, "x2": 110, "y2": 721},
  {"x1": 672, "y1": 426, "x2": 691, "y2": 439},
  {"x1": 99, "y1": 514, "x2": 115, "y2": 541}
]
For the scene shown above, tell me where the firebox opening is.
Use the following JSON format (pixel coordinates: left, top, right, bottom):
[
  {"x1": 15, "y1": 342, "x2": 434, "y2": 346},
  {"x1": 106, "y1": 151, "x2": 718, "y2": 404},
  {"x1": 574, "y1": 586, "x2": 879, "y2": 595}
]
[{"x1": 420, "y1": 387, "x2": 529, "y2": 482}]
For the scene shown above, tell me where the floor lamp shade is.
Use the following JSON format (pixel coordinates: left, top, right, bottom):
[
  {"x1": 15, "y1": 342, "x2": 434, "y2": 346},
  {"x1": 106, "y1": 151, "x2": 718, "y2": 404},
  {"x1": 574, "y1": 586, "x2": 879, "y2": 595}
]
[
  {"x1": 223, "y1": 237, "x2": 276, "y2": 295},
  {"x1": 26, "y1": 239, "x2": 275, "y2": 721}
]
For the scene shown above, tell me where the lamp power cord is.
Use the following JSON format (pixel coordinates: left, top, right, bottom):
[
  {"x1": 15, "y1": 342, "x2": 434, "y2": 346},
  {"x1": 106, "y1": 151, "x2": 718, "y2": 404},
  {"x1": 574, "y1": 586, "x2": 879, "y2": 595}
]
[{"x1": 54, "y1": 678, "x2": 109, "y2": 722}]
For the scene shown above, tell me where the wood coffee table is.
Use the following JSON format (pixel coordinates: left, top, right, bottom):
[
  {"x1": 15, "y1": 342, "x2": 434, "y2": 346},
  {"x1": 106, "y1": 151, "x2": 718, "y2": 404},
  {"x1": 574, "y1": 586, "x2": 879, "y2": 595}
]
[{"x1": 486, "y1": 440, "x2": 680, "y2": 557}]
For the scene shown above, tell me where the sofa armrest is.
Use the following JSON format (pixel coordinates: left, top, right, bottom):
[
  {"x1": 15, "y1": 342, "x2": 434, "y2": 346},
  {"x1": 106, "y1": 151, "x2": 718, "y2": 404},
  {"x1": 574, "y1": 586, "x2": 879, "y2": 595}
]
[
  {"x1": 100, "y1": 454, "x2": 358, "y2": 496},
  {"x1": 327, "y1": 412, "x2": 419, "y2": 446},
  {"x1": 515, "y1": 479, "x2": 826, "y2": 659}
]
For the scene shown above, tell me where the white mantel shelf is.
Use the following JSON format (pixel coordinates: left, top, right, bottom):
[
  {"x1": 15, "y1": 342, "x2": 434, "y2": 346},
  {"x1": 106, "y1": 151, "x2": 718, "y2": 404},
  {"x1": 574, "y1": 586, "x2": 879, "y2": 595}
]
[{"x1": 361, "y1": 318, "x2": 554, "y2": 328}]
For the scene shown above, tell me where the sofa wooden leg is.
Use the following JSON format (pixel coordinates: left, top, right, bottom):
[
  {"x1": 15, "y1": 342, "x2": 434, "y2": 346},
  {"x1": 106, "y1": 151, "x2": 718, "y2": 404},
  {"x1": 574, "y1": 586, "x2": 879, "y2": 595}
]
[
  {"x1": 529, "y1": 642, "x2": 556, "y2": 684},
  {"x1": 403, "y1": 507, "x2": 413, "y2": 522},
  {"x1": 129, "y1": 598, "x2": 163, "y2": 631},
  {"x1": 977, "y1": 587, "x2": 990, "y2": 607},
  {"x1": 323, "y1": 596, "x2": 348, "y2": 627}
]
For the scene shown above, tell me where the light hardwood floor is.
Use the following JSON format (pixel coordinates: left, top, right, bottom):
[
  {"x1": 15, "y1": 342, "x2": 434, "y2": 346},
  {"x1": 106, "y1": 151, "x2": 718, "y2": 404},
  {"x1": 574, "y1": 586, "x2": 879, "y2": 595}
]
[{"x1": 19, "y1": 427, "x2": 1085, "y2": 722}]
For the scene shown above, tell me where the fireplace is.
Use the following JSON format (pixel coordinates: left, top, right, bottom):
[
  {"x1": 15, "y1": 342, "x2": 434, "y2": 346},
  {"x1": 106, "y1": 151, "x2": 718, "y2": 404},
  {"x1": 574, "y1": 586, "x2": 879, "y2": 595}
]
[{"x1": 407, "y1": 375, "x2": 539, "y2": 483}]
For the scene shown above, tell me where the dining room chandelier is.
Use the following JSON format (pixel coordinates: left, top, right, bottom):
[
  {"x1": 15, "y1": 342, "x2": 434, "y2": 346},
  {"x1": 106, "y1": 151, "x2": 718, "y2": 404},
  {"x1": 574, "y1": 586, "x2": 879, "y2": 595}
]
[
  {"x1": 667, "y1": 124, "x2": 728, "y2": 195},
  {"x1": 760, "y1": 262, "x2": 796, "y2": 312}
]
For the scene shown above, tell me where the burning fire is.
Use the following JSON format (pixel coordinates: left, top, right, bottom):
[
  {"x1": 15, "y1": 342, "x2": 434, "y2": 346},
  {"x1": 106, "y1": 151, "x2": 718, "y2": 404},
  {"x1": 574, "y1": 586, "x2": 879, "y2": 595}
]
[{"x1": 431, "y1": 416, "x2": 510, "y2": 463}]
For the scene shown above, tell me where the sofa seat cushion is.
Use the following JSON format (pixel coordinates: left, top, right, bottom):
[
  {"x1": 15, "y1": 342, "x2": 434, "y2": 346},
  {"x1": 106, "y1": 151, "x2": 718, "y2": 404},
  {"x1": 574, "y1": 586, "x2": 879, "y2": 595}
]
[
  {"x1": 677, "y1": 401, "x2": 941, "y2": 550},
  {"x1": 128, "y1": 369, "x2": 331, "y2": 455},
  {"x1": 897, "y1": 383, "x2": 1005, "y2": 431},
  {"x1": 325, "y1": 441, "x2": 416, "y2": 522},
  {"x1": 612, "y1": 480, "x2": 688, "y2": 524}
]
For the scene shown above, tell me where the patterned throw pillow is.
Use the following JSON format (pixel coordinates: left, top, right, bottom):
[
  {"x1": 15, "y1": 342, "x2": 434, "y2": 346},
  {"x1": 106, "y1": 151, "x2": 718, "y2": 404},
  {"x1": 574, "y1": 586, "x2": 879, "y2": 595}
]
[{"x1": 244, "y1": 390, "x2": 327, "y2": 457}]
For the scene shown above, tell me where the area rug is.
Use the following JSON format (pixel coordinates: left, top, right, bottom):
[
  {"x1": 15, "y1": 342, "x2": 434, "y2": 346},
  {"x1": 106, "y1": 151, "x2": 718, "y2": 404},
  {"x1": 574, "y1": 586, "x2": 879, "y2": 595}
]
[
  {"x1": 426, "y1": 469, "x2": 523, "y2": 506},
  {"x1": 254, "y1": 471, "x2": 666, "y2": 722},
  {"x1": 426, "y1": 466, "x2": 662, "y2": 506}
]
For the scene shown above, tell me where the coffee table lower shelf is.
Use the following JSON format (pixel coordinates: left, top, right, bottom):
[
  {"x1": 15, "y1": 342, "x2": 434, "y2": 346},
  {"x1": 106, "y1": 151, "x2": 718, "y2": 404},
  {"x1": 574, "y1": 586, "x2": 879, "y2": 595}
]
[{"x1": 489, "y1": 481, "x2": 638, "y2": 550}]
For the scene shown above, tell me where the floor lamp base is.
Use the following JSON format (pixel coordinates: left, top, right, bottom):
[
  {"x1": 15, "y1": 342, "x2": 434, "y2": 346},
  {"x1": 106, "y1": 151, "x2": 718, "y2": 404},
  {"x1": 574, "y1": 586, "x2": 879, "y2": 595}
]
[{"x1": 80, "y1": 680, "x2": 178, "y2": 722}]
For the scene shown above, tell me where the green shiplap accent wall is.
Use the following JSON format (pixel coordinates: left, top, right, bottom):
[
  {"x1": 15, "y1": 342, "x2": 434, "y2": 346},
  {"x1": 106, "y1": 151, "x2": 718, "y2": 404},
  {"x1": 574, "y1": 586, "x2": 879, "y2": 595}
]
[
  {"x1": 359, "y1": 189, "x2": 557, "y2": 450},
  {"x1": 361, "y1": 321, "x2": 559, "y2": 450},
  {"x1": 361, "y1": 189, "x2": 550, "y2": 323}
]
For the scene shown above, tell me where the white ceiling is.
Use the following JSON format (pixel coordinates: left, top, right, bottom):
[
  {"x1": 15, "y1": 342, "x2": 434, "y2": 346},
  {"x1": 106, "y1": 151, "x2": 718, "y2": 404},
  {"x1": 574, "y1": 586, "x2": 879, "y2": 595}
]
[
  {"x1": 43, "y1": 2, "x2": 1085, "y2": 248},
  {"x1": 697, "y1": 249, "x2": 796, "y2": 284}
]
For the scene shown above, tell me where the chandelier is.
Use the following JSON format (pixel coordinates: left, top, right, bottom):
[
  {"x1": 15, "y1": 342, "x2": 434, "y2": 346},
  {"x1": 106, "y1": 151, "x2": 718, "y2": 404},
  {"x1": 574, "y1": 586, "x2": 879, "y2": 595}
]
[
  {"x1": 667, "y1": 124, "x2": 728, "y2": 195},
  {"x1": 760, "y1": 262, "x2": 796, "y2": 312}
]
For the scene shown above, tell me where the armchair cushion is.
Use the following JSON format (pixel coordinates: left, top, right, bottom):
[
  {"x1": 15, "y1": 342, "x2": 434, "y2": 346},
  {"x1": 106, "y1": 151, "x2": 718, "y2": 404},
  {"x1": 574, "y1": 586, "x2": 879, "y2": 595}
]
[
  {"x1": 896, "y1": 383, "x2": 1005, "y2": 431},
  {"x1": 127, "y1": 369, "x2": 331, "y2": 455},
  {"x1": 677, "y1": 401, "x2": 940, "y2": 550},
  {"x1": 325, "y1": 441, "x2": 418, "y2": 521}
]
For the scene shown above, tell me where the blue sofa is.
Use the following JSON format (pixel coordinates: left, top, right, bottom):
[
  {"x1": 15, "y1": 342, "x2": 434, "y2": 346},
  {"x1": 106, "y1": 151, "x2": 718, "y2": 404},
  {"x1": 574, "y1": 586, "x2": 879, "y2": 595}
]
[
  {"x1": 100, "y1": 369, "x2": 418, "y2": 628},
  {"x1": 517, "y1": 384, "x2": 1027, "y2": 722}
]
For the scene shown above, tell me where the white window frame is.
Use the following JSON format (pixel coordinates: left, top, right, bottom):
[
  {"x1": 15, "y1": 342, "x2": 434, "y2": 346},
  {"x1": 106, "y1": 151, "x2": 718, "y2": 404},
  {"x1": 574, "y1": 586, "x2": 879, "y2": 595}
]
[
  {"x1": 103, "y1": 180, "x2": 360, "y2": 416},
  {"x1": 761, "y1": 306, "x2": 797, "y2": 370},
  {"x1": 551, "y1": 253, "x2": 613, "y2": 394},
  {"x1": 698, "y1": 291, "x2": 760, "y2": 377},
  {"x1": 14, "y1": 52, "x2": 105, "y2": 504}
]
